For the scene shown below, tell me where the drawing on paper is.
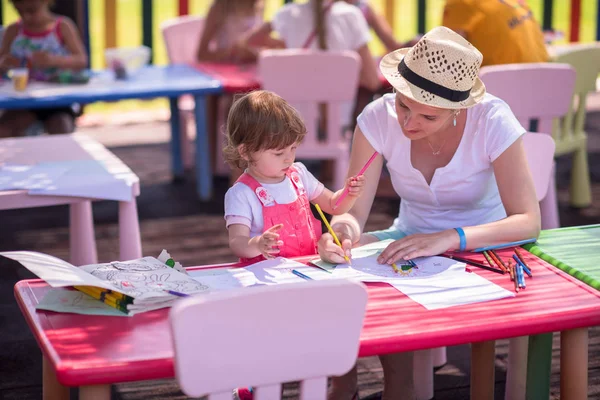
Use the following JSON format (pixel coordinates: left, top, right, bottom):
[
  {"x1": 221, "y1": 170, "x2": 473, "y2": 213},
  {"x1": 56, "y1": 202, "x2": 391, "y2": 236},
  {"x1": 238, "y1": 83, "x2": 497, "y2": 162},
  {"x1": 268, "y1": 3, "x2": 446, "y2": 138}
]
[{"x1": 82, "y1": 258, "x2": 210, "y2": 298}]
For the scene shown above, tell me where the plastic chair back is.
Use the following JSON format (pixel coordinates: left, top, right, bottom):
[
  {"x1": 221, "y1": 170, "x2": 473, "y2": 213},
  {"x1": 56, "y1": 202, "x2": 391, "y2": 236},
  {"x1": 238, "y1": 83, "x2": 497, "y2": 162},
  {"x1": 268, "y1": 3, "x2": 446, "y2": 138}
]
[
  {"x1": 479, "y1": 63, "x2": 576, "y2": 135},
  {"x1": 553, "y1": 44, "x2": 600, "y2": 151},
  {"x1": 170, "y1": 279, "x2": 368, "y2": 399},
  {"x1": 258, "y1": 49, "x2": 361, "y2": 189},
  {"x1": 161, "y1": 15, "x2": 205, "y2": 65}
]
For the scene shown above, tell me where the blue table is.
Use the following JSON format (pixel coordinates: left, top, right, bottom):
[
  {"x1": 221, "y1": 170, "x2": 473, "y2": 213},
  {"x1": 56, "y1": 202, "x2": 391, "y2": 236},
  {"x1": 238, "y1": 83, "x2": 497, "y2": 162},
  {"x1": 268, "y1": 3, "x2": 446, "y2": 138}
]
[{"x1": 0, "y1": 65, "x2": 223, "y2": 200}]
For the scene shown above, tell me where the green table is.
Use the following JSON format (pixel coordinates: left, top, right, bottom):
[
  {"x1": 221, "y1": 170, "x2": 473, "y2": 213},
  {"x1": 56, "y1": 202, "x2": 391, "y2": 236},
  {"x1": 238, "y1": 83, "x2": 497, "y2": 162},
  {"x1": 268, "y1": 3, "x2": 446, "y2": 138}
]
[
  {"x1": 524, "y1": 224, "x2": 600, "y2": 290},
  {"x1": 522, "y1": 224, "x2": 600, "y2": 399}
]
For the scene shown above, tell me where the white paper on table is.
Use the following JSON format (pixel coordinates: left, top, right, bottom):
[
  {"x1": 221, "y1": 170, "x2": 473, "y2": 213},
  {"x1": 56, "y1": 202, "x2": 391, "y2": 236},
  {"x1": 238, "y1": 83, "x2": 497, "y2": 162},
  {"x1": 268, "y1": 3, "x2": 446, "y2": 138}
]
[
  {"x1": 301, "y1": 240, "x2": 514, "y2": 309},
  {"x1": 27, "y1": 159, "x2": 132, "y2": 201},
  {"x1": 188, "y1": 267, "x2": 258, "y2": 290},
  {"x1": 242, "y1": 257, "x2": 309, "y2": 285},
  {"x1": 0, "y1": 163, "x2": 70, "y2": 191},
  {"x1": 0, "y1": 251, "x2": 116, "y2": 290},
  {"x1": 389, "y1": 263, "x2": 515, "y2": 310},
  {"x1": 36, "y1": 288, "x2": 130, "y2": 317}
]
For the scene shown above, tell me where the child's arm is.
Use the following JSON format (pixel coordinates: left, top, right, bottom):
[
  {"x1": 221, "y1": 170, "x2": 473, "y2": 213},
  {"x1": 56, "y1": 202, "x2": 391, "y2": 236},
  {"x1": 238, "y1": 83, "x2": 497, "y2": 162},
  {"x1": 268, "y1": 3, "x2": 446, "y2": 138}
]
[
  {"x1": 30, "y1": 18, "x2": 87, "y2": 70},
  {"x1": 228, "y1": 223, "x2": 284, "y2": 259},
  {"x1": 312, "y1": 175, "x2": 366, "y2": 215},
  {"x1": 196, "y1": 2, "x2": 235, "y2": 62},
  {"x1": 0, "y1": 24, "x2": 21, "y2": 72}
]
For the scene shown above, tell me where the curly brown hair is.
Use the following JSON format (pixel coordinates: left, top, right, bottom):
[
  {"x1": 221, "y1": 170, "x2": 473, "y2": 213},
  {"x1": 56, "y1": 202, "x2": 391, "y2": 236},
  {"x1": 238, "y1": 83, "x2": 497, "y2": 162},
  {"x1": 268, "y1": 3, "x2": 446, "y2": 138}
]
[{"x1": 223, "y1": 90, "x2": 307, "y2": 169}]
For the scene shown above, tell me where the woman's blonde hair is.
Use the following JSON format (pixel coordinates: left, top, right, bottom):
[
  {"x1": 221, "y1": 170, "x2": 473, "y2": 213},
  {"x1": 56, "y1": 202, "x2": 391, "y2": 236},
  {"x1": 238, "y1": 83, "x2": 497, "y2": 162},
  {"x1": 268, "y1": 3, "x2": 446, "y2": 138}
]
[
  {"x1": 223, "y1": 90, "x2": 307, "y2": 169},
  {"x1": 214, "y1": 0, "x2": 260, "y2": 17}
]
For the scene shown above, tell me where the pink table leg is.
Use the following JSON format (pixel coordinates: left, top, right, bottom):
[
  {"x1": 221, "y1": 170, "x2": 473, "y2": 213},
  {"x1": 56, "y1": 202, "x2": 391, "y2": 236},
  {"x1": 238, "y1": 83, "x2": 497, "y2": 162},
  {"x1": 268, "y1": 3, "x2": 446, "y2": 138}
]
[
  {"x1": 79, "y1": 385, "x2": 110, "y2": 400},
  {"x1": 560, "y1": 328, "x2": 588, "y2": 400},
  {"x1": 69, "y1": 201, "x2": 98, "y2": 266},
  {"x1": 43, "y1": 357, "x2": 69, "y2": 400},
  {"x1": 118, "y1": 200, "x2": 142, "y2": 260},
  {"x1": 505, "y1": 336, "x2": 528, "y2": 400},
  {"x1": 471, "y1": 340, "x2": 496, "y2": 400}
]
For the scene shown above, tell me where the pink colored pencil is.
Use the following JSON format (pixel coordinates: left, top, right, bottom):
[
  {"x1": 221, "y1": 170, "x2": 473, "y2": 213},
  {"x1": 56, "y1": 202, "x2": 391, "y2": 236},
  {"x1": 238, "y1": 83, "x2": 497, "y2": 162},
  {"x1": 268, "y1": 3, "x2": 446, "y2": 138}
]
[{"x1": 333, "y1": 150, "x2": 379, "y2": 209}]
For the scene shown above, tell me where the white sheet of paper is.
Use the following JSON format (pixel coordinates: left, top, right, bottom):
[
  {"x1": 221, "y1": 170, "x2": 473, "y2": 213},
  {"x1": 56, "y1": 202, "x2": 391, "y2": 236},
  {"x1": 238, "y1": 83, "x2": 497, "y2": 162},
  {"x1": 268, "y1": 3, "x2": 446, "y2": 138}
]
[
  {"x1": 36, "y1": 288, "x2": 130, "y2": 317},
  {"x1": 189, "y1": 267, "x2": 257, "y2": 290},
  {"x1": 243, "y1": 257, "x2": 309, "y2": 285},
  {"x1": 0, "y1": 163, "x2": 70, "y2": 191},
  {"x1": 299, "y1": 240, "x2": 515, "y2": 309},
  {"x1": 27, "y1": 159, "x2": 132, "y2": 201},
  {"x1": 1, "y1": 251, "x2": 117, "y2": 290},
  {"x1": 389, "y1": 263, "x2": 515, "y2": 310}
]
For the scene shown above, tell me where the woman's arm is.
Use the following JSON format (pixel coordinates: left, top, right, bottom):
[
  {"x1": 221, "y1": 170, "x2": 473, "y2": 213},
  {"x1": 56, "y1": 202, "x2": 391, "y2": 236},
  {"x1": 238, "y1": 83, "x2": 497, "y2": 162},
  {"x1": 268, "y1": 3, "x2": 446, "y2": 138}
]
[
  {"x1": 462, "y1": 136, "x2": 541, "y2": 247},
  {"x1": 318, "y1": 127, "x2": 384, "y2": 262},
  {"x1": 376, "y1": 136, "x2": 541, "y2": 264},
  {"x1": 364, "y1": 4, "x2": 401, "y2": 52},
  {"x1": 356, "y1": 44, "x2": 381, "y2": 92}
]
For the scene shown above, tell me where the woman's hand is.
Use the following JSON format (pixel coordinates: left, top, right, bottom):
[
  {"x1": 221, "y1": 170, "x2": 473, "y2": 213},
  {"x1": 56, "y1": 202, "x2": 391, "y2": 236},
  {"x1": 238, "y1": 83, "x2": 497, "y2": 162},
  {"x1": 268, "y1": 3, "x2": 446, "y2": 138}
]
[
  {"x1": 377, "y1": 229, "x2": 459, "y2": 264},
  {"x1": 0, "y1": 54, "x2": 20, "y2": 71},
  {"x1": 256, "y1": 224, "x2": 284, "y2": 259},
  {"x1": 317, "y1": 231, "x2": 353, "y2": 264}
]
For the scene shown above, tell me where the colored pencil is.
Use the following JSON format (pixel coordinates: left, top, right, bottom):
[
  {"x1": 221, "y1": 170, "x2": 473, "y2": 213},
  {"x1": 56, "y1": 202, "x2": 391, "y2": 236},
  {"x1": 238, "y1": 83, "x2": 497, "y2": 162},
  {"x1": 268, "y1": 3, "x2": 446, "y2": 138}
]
[
  {"x1": 292, "y1": 269, "x2": 313, "y2": 280},
  {"x1": 507, "y1": 260, "x2": 515, "y2": 281},
  {"x1": 314, "y1": 204, "x2": 350, "y2": 263},
  {"x1": 75, "y1": 286, "x2": 129, "y2": 314},
  {"x1": 446, "y1": 255, "x2": 504, "y2": 274},
  {"x1": 74, "y1": 285, "x2": 133, "y2": 304},
  {"x1": 514, "y1": 248, "x2": 531, "y2": 271},
  {"x1": 333, "y1": 150, "x2": 378, "y2": 209},
  {"x1": 512, "y1": 255, "x2": 533, "y2": 278},
  {"x1": 482, "y1": 251, "x2": 496, "y2": 267},
  {"x1": 163, "y1": 289, "x2": 190, "y2": 297},
  {"x1": 489, "y1": 250, "x2": 509, "y2": 273},
  {"x1": 391, "y1": 263, "x2": 400, "y2": 273},
  {"x1": 511, "y1": 265, "x2": 519, "y2": 293},
  {"x1": 472, "y1": 238, "x2": 537, "y2": 253}
]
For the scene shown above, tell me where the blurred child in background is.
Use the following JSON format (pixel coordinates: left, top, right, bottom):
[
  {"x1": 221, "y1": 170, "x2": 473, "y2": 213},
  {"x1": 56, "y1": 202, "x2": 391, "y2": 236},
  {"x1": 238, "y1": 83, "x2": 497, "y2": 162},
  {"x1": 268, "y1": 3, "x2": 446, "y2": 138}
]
[{"x1": 0, "y1": 0, "x2": 88, "y2": 137}]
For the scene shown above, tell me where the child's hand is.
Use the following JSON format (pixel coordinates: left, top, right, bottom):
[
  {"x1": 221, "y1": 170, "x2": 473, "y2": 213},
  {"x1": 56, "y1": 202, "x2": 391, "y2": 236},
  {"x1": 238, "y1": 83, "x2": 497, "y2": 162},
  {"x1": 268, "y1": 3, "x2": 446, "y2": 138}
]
[
  {"x1": 257, "y1": 224, "x2": 284, "y2": 259},
  {"x1": 30, "y1": 51, "x2": 56, "y2": 68},
  {"x1": 0, "y1": 55, "x2": 20, "y2": 71},
  {"x1": 345, "y1": 175, "x2": 366, "y2": 198}
]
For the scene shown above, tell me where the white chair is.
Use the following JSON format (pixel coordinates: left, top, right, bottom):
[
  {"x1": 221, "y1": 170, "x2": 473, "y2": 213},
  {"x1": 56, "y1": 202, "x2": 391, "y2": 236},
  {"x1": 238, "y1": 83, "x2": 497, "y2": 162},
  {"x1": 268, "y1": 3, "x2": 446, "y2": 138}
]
[
  {"x1": 170, "y1": 279, "x2": 368, "y2": 399},
  {"x1": 258, "y1": 49, "x2": 361, "y2": 189}
]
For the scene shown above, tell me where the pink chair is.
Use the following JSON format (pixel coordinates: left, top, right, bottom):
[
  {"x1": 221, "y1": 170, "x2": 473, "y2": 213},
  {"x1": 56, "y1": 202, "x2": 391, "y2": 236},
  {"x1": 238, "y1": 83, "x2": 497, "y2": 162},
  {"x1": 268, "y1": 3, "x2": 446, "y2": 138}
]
[
  {"x1": 170, "y1": 279, "x2": 368, "y2": 399},
  {"x1": 258, "y1": 49, "x2": 361, "y2": 189},
  {"x1": 479, "y1": 63, "x2": 576, "y2": 229},
  {"x1": 161, "y1": 16, "x2": 205, "y2": 171}
]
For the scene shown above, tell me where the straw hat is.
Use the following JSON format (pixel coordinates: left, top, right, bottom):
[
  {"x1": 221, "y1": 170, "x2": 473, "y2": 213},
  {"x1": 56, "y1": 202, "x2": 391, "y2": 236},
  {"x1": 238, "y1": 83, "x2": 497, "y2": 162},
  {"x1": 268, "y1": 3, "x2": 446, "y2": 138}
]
[{"x1": 380, "y1": 26, "x2": 486, "y2": 109}]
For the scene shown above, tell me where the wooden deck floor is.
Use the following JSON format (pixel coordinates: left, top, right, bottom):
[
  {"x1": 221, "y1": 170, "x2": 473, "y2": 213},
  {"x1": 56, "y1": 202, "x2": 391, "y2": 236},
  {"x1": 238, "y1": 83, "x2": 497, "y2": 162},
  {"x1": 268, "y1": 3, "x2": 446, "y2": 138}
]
[{"x1": 1, "y1": 113, "x2": 600, "y2": 399}]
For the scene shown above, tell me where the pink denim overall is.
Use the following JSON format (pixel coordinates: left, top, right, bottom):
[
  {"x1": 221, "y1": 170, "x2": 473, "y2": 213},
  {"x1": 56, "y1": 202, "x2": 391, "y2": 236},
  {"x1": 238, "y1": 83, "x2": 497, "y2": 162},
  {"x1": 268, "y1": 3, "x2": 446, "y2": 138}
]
[{"x1": 237, "y1": 167, "x2": 322, "y2": 263}]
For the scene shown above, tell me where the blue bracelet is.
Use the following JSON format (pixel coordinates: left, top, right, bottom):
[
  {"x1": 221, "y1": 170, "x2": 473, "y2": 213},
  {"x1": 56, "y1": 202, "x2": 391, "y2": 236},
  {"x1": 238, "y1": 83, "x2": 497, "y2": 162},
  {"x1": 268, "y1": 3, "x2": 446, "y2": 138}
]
[{"x1": 454, "y1": 227, "x2": 467, "y2": 252}]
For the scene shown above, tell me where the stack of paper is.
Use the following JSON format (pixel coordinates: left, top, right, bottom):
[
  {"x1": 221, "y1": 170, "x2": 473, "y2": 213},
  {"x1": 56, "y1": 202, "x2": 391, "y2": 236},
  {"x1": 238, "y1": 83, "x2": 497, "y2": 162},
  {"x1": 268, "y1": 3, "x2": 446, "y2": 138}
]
[{"x1": 1, "y1": 251, "x2": 213, "y2": 316}]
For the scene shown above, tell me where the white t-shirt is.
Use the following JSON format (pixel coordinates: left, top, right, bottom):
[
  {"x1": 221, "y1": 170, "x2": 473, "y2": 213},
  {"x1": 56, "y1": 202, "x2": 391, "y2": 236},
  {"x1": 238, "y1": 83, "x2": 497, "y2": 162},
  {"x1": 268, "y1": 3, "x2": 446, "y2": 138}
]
[
  {"x1": 272, "y1": 1, "x2": 371, "y2": 51},
  {"x1": 357, "y1": 93, "x2": 526, "y2": 236},
  {"x1": 271, "y1": 1, "x2": 371, "y2": 125},
  {"x1": 224, "y1": 162, "x2": 325, "y2": 237}
]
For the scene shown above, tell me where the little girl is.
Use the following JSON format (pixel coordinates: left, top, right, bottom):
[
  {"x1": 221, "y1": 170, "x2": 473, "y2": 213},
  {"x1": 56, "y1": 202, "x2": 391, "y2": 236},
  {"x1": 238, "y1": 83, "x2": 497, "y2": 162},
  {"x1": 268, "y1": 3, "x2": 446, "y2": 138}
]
[
  {"x1": 223, "y1": 90, "x2": 365, "y2": 262},
  {"x1": 0, "y1": 0, "x2": 88, "y2": 138}
]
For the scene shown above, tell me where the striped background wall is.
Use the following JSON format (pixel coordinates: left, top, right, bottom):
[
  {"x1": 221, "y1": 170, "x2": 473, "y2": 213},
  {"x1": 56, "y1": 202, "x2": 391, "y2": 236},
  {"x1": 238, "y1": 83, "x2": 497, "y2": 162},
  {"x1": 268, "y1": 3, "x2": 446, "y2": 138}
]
[{"x1": 0, "y1": 0, "x2": 598, "y2": 70}]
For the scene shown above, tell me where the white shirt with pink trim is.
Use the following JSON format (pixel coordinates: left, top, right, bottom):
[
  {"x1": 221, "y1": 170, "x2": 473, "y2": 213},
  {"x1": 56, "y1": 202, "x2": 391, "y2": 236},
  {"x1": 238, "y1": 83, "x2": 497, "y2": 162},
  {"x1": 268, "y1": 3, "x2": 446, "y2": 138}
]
[
  {"x1": 224, "y1": 162, "x2": 325, "y2": 238},
  {"x1": 357, "y1": 93, "x2": 526, "y2": 236}
]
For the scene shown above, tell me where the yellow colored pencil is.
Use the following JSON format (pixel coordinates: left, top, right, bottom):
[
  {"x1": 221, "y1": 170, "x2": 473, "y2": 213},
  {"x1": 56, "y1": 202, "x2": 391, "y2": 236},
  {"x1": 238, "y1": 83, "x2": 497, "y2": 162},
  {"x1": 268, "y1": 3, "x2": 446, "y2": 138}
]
[
  {"x1": 391, "y1": 263, "x2": 400, "y2": 273},
  {"x1": 314, "y1": 204, "x2": 351, "y2": 263}
]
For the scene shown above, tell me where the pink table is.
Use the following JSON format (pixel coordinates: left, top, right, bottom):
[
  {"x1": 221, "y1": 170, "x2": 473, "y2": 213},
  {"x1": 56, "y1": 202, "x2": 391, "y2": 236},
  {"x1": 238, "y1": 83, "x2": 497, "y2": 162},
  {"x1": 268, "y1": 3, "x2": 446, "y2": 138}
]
[
  {"x1": 195, "y1": 60, "x2": 391, "y2": 93},
  {"x1": 13, "y1": 249, "x2": 599, "y2": 400},
  {"x1": 0, "y1": 134, "x2": 142, "y2": 264}
]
